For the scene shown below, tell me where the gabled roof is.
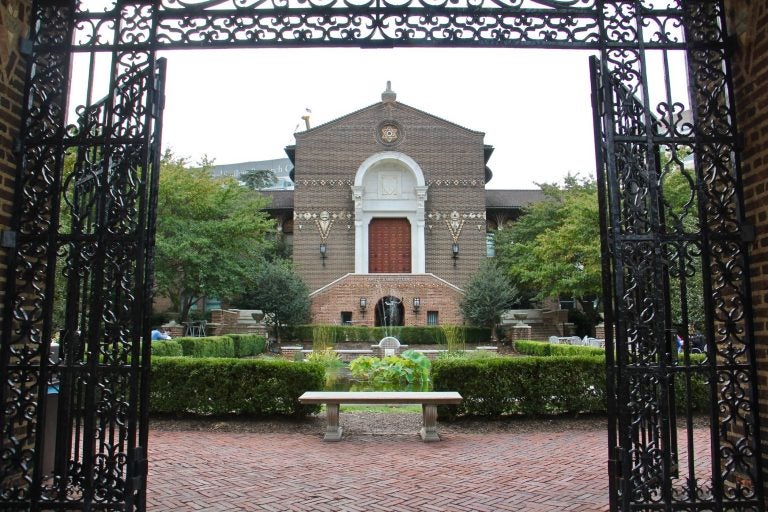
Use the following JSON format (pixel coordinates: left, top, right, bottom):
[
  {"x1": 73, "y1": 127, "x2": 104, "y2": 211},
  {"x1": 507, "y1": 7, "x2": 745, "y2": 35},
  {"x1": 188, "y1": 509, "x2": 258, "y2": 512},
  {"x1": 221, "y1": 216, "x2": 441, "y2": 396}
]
[{"x1": 295, "y1": 101, "x2": 485, "y2": 138}]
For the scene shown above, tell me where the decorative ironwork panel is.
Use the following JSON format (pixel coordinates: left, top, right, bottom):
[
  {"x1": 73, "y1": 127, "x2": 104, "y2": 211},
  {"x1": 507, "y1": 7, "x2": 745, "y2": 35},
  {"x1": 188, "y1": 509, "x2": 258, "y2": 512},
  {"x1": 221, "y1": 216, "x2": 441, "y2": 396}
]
[
  {"x1": 591, "y1": 0, "x2": 765, "y2": 503},
  {"x1": 1, "y1": 0, "x2": 764, "y2": 510},
  {"x1": 0, "y1": 0, "x2": 166, "y2": 502}
]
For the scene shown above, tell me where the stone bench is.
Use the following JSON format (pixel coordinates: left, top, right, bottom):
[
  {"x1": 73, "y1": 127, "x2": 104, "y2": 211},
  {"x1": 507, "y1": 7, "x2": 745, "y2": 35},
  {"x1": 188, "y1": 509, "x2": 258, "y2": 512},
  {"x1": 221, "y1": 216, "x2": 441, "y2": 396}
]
[{"x1": 298, "y1": 391, "x2": 463, "y2": 442}]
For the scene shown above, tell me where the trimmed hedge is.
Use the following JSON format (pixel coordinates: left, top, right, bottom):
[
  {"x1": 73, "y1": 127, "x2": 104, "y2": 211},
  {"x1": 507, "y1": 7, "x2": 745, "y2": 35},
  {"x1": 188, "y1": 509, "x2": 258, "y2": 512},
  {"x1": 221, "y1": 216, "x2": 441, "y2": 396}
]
[
  {"x1": 516, "y1": 340, "x2": 605, "y2": 357},
  {"x1": 149, "y1": 358, "x2": 324, "y2": 417},
  {"x1": 176, "y1": 336, "x2": 235, "y2": 358},
  {"x1": 432, "y1": 356, "x2": 607, "y2": 416},
  {"x1": 284, "y1": 325, "x2": 492, "y2": 344},
  {"x1": 151, "y1": 340, "x2": 183, "y2": 357},
  {"x1": 432, "y1": 355, "x2": 710, "y2": 417},
  {"x1": 226, "y1": 334, "x2": 266, "y2": 357},
  {"x1": 152, "y1": 335, "x2": 265, "y2": 359}
]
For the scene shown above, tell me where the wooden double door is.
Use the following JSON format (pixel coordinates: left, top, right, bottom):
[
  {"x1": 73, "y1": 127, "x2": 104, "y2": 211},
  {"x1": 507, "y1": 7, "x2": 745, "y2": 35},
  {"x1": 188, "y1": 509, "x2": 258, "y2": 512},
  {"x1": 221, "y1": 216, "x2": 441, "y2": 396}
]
[{"x1": 369, "y1": 218, "x2": 411, "y2": 273}]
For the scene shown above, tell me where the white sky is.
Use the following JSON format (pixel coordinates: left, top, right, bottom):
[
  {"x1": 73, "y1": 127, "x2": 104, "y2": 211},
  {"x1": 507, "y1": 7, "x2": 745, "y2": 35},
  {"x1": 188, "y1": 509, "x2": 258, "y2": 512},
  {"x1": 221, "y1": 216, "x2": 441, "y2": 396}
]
[
  {"x1": 69, "y1": 46, "x2": 690, "y2": 190},
  {"x1": 155, "y1": 47, "x2": 600, "y2": 190}
]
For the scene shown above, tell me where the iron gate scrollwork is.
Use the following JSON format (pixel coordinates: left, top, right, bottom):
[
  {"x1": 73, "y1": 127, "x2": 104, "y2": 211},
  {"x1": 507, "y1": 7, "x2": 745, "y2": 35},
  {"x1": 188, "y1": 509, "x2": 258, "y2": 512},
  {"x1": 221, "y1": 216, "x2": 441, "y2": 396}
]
[
  {"x1": 1, "y1": 0, "x2": 764, "y2": 510},
  {"x1": 0, "y1": 20, "x2": 166, "y2": 507},
  {"x1": 591, "y1": 37, "x2": 764, "y2": 511}
]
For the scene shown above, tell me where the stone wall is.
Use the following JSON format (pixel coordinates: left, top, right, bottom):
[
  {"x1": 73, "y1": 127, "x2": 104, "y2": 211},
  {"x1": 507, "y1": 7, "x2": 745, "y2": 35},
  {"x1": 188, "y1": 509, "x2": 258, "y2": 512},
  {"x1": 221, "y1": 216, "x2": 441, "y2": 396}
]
[{"x1": 727, "y1": 0, "x2": 768, "y2": 500}]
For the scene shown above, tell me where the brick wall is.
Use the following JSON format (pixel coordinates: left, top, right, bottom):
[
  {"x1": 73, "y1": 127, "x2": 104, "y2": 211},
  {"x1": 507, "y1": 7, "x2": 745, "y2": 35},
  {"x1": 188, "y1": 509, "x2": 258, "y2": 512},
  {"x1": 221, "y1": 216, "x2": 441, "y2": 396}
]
[
  {"x1": 727, "y1": 0, "x2": 768, "y2": 499},
  {"x1": 0, "y1": 0, "x2": 30, "y2": 317},
  {"x1": 309, "y1": 273, "x2": 464, "y2": 327},
  {"x1": 0, "y1": 0, "x2": 31, "y2": 490}
]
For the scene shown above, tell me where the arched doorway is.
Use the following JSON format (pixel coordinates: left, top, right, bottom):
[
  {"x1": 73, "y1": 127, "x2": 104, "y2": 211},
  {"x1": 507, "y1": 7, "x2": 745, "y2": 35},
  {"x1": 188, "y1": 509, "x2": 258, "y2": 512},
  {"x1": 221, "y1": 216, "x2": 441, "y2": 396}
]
[
  {"x1": 353, "y1": 151, "x2": 427, "y2": 274},
  {"x1": 0, "y1": 1, "x2": 763, "y2": 510},
  {"x1": 374, "y1": 296, "x2": 405, "y2": 328}
]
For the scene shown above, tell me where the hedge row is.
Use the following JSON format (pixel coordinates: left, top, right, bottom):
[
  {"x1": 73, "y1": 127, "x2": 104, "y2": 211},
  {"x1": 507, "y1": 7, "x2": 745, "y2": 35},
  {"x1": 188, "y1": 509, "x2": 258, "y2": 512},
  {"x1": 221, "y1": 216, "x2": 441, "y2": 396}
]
[
  {"x1": 226, "y1": 334, "x2": 266, "y2": 357},
  {"x1": 149, "y1": 358, "x2": 324, "y2": 417},
  {"x1": 151, "y1": 334, "x2": 266, "y2": 359},
  {"x1": 284, "y1": 325, "x2": 491, "y2": 344},
  {"x1": 151, "y1": 340, "x2": 183, "y2": 357},
  {"x1": 516, "y1": 340, "x2": 605, "y2": 357},
  {"x1": 431, "y1": 356, "x2": 710, "y2": 417}
]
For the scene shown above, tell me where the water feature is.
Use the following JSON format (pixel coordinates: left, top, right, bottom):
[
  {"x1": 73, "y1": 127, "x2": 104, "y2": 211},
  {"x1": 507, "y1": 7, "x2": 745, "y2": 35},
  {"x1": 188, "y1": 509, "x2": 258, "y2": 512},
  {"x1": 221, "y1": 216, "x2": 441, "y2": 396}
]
[{"x1": 375, "y1": 294, "x2": 403, "y2": 335}]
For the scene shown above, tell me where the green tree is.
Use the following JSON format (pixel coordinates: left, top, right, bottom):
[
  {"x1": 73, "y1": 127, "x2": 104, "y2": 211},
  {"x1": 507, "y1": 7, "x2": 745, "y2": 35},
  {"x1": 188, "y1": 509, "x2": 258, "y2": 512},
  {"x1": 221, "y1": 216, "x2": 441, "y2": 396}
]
[
  {"x1": 495, "y1": 174, "x2": 602, "y2": 330},
  {"x1": 459, "y1": 259, "x2": 520, "y2": 341},
  {"x1": 154, "y1": 151, "x2": 275, "y2": 321},
  {"x1": 236, "y1": 261, "x2": 310, "y2": 342},
  {"x1": 240, "y1": 169, "x2": 277, "y2": 190}
]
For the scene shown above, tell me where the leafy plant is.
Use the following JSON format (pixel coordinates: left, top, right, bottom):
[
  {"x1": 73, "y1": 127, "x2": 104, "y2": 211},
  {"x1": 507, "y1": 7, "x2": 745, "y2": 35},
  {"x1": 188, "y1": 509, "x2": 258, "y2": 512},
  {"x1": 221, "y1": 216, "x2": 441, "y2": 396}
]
[
  {"x1": 399, "y1": 349, "x2": 431, "y2": 382},
  {"x1": 312, "y1": 325, "x2": 337, "y2": 352},
  {"x1": 306, "y1": 349, "x2": 343, "y2": 369},
  {"x1": 441, "y1": 325, "x2": 466, "y2": 353},
  {"x1": 348, "y1": 353, "x2": 430, "y2": 386}
]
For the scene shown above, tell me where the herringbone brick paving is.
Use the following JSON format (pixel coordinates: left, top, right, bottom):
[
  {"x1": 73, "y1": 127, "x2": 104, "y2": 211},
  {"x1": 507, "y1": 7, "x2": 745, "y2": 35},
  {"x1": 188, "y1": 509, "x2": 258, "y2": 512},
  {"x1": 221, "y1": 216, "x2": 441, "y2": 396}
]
[{"x1": 146, "y1": 418, "x2": 709, "y2": 511}]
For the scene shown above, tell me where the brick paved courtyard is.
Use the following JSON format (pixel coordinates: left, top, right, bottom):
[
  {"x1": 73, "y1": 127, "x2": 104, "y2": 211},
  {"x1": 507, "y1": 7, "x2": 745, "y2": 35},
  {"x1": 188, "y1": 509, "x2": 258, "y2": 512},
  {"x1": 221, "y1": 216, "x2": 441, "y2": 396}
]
[
  {"x1": 147, "y1": 418, "x2": 612, "y2": 511},
  {"x1": 146, "y1": 415, "x2": 711, "y2": 511}
]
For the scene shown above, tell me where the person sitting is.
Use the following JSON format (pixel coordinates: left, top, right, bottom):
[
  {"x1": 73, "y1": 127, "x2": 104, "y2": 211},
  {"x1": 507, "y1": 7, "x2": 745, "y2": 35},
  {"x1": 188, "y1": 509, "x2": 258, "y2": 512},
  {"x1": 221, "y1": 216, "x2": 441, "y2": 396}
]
[{"x1": 151, "y1": 328, "x2": 172, "y2": 341}]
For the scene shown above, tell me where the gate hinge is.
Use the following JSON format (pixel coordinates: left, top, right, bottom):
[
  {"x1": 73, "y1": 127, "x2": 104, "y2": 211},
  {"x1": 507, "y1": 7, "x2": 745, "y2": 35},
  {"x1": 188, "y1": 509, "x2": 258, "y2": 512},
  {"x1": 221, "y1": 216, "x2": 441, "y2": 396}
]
[
  {"x1": 18, "y1": 38, "x2": 32, "y2": 57},
  {"x1": 742, "y1": 223, "x2": 756, "y2": 243},
  {"x1": 1, "y1": 230, "x2": 17, "y2": 248}
]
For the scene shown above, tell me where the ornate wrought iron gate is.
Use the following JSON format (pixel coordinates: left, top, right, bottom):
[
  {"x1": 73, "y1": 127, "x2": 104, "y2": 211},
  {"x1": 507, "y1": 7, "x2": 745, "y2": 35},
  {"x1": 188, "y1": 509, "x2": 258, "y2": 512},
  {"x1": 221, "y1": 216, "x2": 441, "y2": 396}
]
[
  {"x1": 0, "y1": 0, "x2": 763, "y2": 510},
  {"x1": 591, "y1": 48, "x2": 764, "y2": 510},
  {"x1": 0, "y1": 35, "x2": 166, "y2": 509}
]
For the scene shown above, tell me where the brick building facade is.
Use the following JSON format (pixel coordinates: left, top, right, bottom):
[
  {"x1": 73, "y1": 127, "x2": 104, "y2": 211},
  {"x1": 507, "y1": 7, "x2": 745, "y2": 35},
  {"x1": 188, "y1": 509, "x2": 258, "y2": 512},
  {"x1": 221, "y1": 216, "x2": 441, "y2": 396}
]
[
  {"x1": 2, "y1": 0, "x2": 768, "y2": 504},
  {"x1": 271, "y1": 83, "x2": 535, "y2": 327}
]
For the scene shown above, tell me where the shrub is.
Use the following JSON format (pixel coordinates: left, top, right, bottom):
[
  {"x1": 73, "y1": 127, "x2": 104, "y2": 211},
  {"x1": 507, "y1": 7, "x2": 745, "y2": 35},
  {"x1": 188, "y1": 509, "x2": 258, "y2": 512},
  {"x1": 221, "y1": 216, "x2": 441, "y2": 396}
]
[
  {"x1": 176, "y1": 336, "x2": 235, "y2": 358},
  {"x1": 151, "y1": 340, "x2": 183, "y2": 357},
  {"x1": 349, "y1": 352, "x2": 429, "y2": 386},
  {"x1": 285, "y1": 325, "x2": 491, "y2": 344},
  {"x1": 312, "y1": 325, "x2": 337, "y2": 351},
  {"x1": 432, "y1": 356, "x2": 607, "y2": 417},
  {"x1": 226, "y1": 334, "x2": 266, "y2": 357},
  {"x1": 515, "y1": 340, "x2": 605, "y2": 357},
  {"x1": 149, "y1": 358, "x2": 324, "y2": 417},
  {"x1": 306, "y1": 349, "x2": 343, "y2": 369},
  {"x1": 442, "y1": 325, "x2": 466, "y2": 352},
  {"x1": 432, "y1": 355, "x2": 710, "y2": 418}
]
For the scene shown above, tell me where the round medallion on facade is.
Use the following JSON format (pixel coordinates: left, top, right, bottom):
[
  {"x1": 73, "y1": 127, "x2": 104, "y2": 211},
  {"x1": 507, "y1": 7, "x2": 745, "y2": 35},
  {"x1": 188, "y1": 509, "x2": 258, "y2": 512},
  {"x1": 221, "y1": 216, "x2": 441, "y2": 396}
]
[{"x1": 375, "y1": 121, "x2": 404, "y2": 146}]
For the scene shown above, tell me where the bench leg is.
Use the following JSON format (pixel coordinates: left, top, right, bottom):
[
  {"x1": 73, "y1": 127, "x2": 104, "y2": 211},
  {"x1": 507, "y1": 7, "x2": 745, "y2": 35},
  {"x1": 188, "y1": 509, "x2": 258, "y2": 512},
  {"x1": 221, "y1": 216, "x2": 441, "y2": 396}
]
[
  {"x1": 420, "y1": 404, "x2": 441, "y2": 442},
  {"x1": 323, "y1": 403, "x2": 343, "y2": 441}
]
